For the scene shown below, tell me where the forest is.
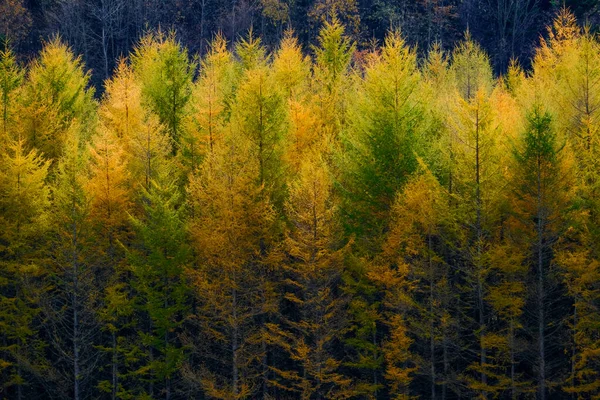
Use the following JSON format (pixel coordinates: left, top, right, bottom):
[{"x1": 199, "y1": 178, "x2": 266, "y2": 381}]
[{"x1": 2, "y1": 2, "x2": 600, "y2": 399}]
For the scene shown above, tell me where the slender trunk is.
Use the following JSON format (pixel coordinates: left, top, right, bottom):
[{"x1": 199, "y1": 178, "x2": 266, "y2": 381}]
[
  {"x1": 537, "y1": 154, "x2": 546, "y2": 400},
  {"x1": 73, "y1": 212, "x2": 81, "y2": 400},
  {"x1": 232, "y1": 286, "x2": 239, "y2": 397},
  {"x1": 429, "y1": 233, "x2": 436, "y2": 400},
  {"x1": 112, "y1": 331, "x2": 117, "y2": 400},
  {"x1": 510, "y1": 318, "x2": 516, "y2": 400},
  {"x1": 373, "y1": 326, "x2": 378, "y2": 399},
  {"x1": 475, "y1": 108, "x2": 487, "y2": 396}
]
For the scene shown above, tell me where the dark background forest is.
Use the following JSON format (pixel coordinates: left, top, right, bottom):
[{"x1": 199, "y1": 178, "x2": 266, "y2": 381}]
[{"x1": 3, "y1": 0, "x2": 600, "y2": 88}]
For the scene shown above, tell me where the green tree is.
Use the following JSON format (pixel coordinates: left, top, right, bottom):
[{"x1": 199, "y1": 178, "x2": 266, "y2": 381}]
[
  {"x1": 132, "y1": 31, "x2": 195, "y2": 149},
  {"x1": 509, "y1": 105, "x2": 575, "y2": 400},
  {"x1": 19, "y1": 37, "x2": 95, "y2": 163},
  {"x1": 0, "y1": 136, "x2": 50, "y2": 399},
  {"x1": 0, "y1": 43, "x2": 23, "y2": 142},
  {"x1": 129, "y1": 169, "x2": 190, "y2": 399}
]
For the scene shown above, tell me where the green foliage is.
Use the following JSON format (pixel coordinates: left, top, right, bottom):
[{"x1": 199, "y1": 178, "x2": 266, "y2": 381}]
[{"x1": 132, "y1": 31, "x2": 195, "y2": 148}]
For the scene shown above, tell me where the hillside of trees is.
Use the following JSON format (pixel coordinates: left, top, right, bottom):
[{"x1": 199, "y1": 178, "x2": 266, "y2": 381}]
[
  {"x1": 3, "y1": 0, "x2": 600, "y2": 89},
  {"x1": 2, "y1": 4, "x2": 600, "y2": 400}
]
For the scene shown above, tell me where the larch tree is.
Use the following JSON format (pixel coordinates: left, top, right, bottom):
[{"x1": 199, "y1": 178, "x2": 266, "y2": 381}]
[
  {"x1": 182, "y1": 34, "x2": 237, "y2": 174},
  {"x1": 268, "y1": 154, "x2": 352, "y2": 399},
  {"x1": 85, "y1": 123, "x2": 135, "y2": 400},
  {"x1": 447, "y1": 85, "x2": 502, "y2": 398},
  {"x1": 311, "y1": 17, "x2": 354, "y2": 143},
  {"x1": 131, "y1": 30, "x2": 195, "y2": 150},
  {"x1": 0, "y1": 135, "x2": 50, "y2": 399},
  {"x1": 18, "y1": 37, "x2": 95, "y2": 164},
  {"x1": 557, "y1": 243, "x2": 600, "y2": 398},
  {"x1": 0, "y1": 43, "x2": 23, "y2": 142},
  {"x1": 128, "y1": 158, "x2": 190, "y2": 400},
  {"x1": 339, "y1": 30, "x2": 426, "y2": 246},
  {"x1": 44, "y1": 133, "x2": 98, "y2": 400},
  {"x1": 450, "y1": 31, "x2": 494, "y2": 101},
  {"x1": 509, "y1": 104, "x2": 575, "y2": 400},
  {"x1": 99, "y1": 58, "x2": 145, "y2": 143},
  {"x1": 185, "y1": 133, "x2": 276, "y2": 399},
  {"x1": 378, "y1": 168, "x2": 450, "y2": 399}
]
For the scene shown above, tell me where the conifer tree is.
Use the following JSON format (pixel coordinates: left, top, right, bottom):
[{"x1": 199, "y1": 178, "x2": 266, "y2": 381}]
[
  {"x1": 85, "y1": 124, "x2": 135, "y2": 400},
  {"x1": 19, "y1": 38, "x2": 95, "y2": 163},
  {"x1": 380, "y1": 168, "x2": 454, "y2": 399},
  {"x1": 0, "y1": 43, "x2": 23, "y2": 142},
  {"x1": 44, "y1": 134, "x2": 98, "y2": 400},
  {"x1": 0, "y1": 136, "x2": 50, "y2": 398},
  {"x1": 186, "y1": 134, "x2": 275, "y2": 399},
  {"x1": 447, "y1": 86, "x2": 502, "y2": 397},
  {"x1": 183, "y1": 34, "x2": 237, "y2": 173},
  {"x1": 311, "y1": 17, "x2": 354, "y2": 140},
  {"x1": 99, "y1": 58, "x2": 145, "y2": 143},
  {"x1": 450, "y1": 32, "x2": 493, "y2": 100},
  {"x1": 509, "y1": 104, "x2": 575, "y2": 400},
  {"x1": 268, "y1": 155, "x2": 352, "y2": 399},
  {"x1": 129, "y1": 168, "x2": 190, "y2": 399},
  {"x1": 131, "y1": 31, "x2": 194, "y2": 149},
  {"x1": 340, "y1": 30, "x2": 426, "y2": 245}
]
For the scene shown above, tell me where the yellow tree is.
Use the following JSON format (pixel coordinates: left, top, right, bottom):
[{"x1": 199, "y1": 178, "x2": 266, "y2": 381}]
[
  {"x1": 379, "y1": 167, "x2": 451, "y2": 399},
  {"x1": 85, "y1": 124, "x2": 134, "y2": 399},
  {"x1": 509, "y1": 104, "x2": 576, "y2": 400},
  {"x1": 0, "y1": 136, "x2": 50, "y2": 398},
  {"x1": 558, "y1": 245, "x2": 600, "y2": 398},
  {"x1": 99, "y1": 59, "x2": 145, "y2": 143},
  {"x1": 18, "y1": 37, "x2": 95, "y2": 163},
  {"x1": 447, "y1": 85, "x2": 502, "y2": 397},
  {"x1": 311, "y1": 17, "x2": 354, "y2": 144},
  {"x1": 185, "y1": 133, "x2": 275, "y2": 399},
  {"x1": 183, "y1": 34, "x2": 237, "y2": 172},
  {"x1": 268, "y1": 154, "x2": 352, "y2": 399},
  {"x1": 0, "y1": 43, "x2": 23, "y2": 143},
  {"x1": 273, "y1": 31, "x2": 316, "y2": 174}
]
